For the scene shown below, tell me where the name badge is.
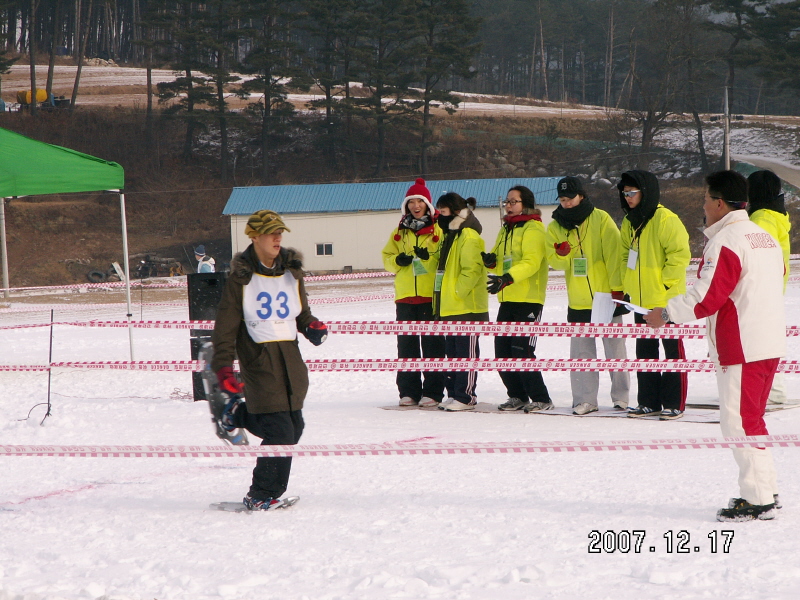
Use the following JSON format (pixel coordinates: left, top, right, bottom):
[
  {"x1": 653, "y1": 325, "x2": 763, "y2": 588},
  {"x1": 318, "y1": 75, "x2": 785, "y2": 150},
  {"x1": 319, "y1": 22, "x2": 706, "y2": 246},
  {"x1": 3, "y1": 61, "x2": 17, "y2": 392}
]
[
  {"x1": 502, "y1": 254, "x2": 513, "y2": 273},
  {"x1": 572, "y1": 257, "x2": 588, "y2": 277},
  {"x1": 412, "y1": 256, "x2": 428, "y2": 276},
  {"x1": 434, "y1": 270, "x2": 444, "y2": 292},
  {"x1": 627, "y1": 249, "x2": 638, "y2": 270}
]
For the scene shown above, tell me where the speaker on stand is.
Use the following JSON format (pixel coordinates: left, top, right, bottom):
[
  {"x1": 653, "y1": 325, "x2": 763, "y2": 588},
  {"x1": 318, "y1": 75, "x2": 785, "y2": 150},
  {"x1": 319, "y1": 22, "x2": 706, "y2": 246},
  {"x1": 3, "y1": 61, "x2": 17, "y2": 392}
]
[{"x1": 187, "y1": 272, "x2": 227, "y2": 400}]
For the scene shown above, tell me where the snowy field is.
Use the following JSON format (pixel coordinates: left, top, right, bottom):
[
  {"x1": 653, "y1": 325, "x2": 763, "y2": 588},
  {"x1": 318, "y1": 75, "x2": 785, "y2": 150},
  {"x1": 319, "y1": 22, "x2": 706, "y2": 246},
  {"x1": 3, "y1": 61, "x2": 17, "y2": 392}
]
[{"x1": 1, "y1": 273, "x2": 800, "y2": 600}]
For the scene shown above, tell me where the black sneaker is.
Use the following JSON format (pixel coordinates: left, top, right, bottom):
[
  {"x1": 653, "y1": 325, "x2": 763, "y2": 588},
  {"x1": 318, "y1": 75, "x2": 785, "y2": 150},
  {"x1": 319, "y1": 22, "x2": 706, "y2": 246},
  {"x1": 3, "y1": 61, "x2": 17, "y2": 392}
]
[
  {"x1": 728, "y1": 495, "x2": 782, "y2": 510},
  {"x1": 627, "y1": 406, "x2": 662, "y2": 418},
  {"x1": 716, "y1": 498, "x2": 776, "y2": 522},
  {"x1": 659, "y1": 408, "x2": 684, "y2": 420}
]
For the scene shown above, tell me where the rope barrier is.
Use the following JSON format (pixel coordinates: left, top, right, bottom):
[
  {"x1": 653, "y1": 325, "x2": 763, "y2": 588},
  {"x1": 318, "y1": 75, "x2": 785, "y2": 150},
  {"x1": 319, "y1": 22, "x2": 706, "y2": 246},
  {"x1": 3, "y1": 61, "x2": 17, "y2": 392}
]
[
  {"x1": 4, "y1": 320, "x2": 800, "y2": 341},
  {"x1": 1, "y1": 434, "x2": 798, "y2": 457},
  {"x1": 3, "y1": 358, "x2": 800, "y2": 373}
]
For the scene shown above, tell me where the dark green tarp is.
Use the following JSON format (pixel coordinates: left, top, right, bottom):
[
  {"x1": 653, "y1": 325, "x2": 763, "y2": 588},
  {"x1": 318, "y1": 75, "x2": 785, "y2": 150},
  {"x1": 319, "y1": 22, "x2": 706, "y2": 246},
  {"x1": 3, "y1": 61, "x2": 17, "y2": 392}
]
[{"x1": 0, "y1": 126, "x2": 124, "y2": 197}]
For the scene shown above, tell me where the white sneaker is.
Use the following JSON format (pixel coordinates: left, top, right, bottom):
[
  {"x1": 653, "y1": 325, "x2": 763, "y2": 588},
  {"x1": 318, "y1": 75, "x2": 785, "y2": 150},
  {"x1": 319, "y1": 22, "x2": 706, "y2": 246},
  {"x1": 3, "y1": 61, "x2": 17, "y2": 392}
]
[
  {"x1": 444, "y1": 400, "x2": 476, "y2": 411},
  {"x1": 573, "y1": 402, "x2": 598, "y2": 415},
  {"x1": 438, "y1": 398, "x2": 455, "y2": 410},
  {"x1": 399, "y1": 396, "x2": 417, "y2": 407},
  {"x1": 418, "y1": 397, "x2": 439, "y2": 408}
]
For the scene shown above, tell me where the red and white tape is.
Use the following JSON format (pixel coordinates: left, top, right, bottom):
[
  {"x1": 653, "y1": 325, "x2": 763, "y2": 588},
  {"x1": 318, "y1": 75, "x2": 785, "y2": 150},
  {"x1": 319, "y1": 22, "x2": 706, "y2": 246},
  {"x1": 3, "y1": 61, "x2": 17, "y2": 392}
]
[
  {"x1": 1, "y1": 434, "x2": 798, "y2": 458},
  {"x1": 4, "y1": 320, "x2": 800, "y2": 341},
  {"x1": 3, "y1": 358, "x2": 800, "y2": 373}
]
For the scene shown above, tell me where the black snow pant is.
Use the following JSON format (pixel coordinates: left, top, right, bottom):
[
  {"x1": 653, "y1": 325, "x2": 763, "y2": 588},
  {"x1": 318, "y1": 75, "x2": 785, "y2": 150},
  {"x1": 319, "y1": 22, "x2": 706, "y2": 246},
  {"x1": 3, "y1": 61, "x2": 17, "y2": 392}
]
[
  {"x1": 441, "y1": 311, "x2": 489, "y2": 404},
  {"x1": 634, "y1": 312, "x2": 687, "y2": 411},
  {"x1": 229, "y1": 404, "x2": 304, "y2": 501},
  {"x1": 395, "y1": 302, "x2": 447, "y2": 402},
  {"x1": 494, "y1": 302, "x2": 551, "y2": 403}
]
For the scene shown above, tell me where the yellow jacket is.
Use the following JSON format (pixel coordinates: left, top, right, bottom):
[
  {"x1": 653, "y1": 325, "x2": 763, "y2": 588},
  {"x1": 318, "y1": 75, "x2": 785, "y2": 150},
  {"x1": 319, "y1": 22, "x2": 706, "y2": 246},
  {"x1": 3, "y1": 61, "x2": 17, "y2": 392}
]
[
  {"x1": 435, "y1": 213, "x2": 488, "y2": 317},
  {"x1": 382, "y1": 223, "x2": 442, "y2": 300},
  {"x1": 489, "y1": 216, "x2": 548, "y2": 304},
  {"x1": 750, "y1": 208, "x2": 791, "y2": 291},
  {"x1": 620, "y1": 205, "x2": 691, "y2": 309},
  {"x1": 546, "y1": 208, "x2": 622, "y2": 310}
]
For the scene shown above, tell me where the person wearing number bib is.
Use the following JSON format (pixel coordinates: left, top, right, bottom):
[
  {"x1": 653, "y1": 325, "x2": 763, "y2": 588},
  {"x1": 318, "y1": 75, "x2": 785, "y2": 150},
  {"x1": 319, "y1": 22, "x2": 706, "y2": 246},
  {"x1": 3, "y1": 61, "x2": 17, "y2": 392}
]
[
  {"x1": 433, "y1": 192, "x2": 489, "y2": 411},
  {"x1": 618, "y1": 170, "x2": 691, "y2": 420},
  {"x1": 546, "y1": 176, "x2": 629, "y2": 416},
  {"x1": 211, "y1": 209, "x2": 328, "y2": 511},
  {"x1": 483, "y1": 185, "x2": 552, "y2": 413},
  {"x1": 382, "y1": 178, "x2": 446, "y2": 408}
]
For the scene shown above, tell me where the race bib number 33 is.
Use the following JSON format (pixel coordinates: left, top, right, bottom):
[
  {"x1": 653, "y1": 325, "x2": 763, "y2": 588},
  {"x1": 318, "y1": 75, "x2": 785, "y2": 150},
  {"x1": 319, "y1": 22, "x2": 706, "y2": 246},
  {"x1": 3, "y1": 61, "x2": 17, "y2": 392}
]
[{"x1": 243, "y1": 272, "x2": 302, "y2": 342}]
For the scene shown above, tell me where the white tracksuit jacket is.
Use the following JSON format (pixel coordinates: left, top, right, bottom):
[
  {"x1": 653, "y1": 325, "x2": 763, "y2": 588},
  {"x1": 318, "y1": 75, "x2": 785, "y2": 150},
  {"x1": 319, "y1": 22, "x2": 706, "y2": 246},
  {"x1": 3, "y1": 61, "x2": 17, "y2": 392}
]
[{"x1": 666, "y1": 210, "x2": 785, "y2": 365}]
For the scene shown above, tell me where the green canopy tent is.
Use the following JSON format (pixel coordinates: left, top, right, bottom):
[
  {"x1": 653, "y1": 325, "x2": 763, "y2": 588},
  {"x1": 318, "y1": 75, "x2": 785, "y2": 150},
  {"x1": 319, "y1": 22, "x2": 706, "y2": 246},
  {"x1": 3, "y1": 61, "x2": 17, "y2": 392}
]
[{"x1": 0, "y1": 126, "x2": 135, "y2": 358}]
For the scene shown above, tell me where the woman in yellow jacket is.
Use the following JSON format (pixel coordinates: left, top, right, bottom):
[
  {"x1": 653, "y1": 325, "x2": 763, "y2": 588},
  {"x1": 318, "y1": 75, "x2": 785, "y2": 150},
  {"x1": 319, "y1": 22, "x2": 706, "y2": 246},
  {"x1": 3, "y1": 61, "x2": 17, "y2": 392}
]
[
  {"x1": 381, "y1": 179, "x2": 445, "y2": 408},
  {"x1": 748, "y1": 169, "x2": 791, "y2": 404},
  {"x1": 433, "y1": 192, "x2": 489, "y2": 411},
  {"x1": 619, "y1": 170, "x2": 691, "y2": 419},
  {"x1": 483, "y1": 185, "x2": 552, "y2": 412},
  {"x1": 546, "y1": 176, "x2": 629, "y2": 415}
]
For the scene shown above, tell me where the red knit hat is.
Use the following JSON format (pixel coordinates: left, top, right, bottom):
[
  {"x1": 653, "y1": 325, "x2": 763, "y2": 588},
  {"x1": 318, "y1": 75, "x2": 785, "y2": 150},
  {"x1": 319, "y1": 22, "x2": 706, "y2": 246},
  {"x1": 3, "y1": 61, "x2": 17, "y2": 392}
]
[{"x1": 404, "y1": 178, "x2": 432, "y2": 203}]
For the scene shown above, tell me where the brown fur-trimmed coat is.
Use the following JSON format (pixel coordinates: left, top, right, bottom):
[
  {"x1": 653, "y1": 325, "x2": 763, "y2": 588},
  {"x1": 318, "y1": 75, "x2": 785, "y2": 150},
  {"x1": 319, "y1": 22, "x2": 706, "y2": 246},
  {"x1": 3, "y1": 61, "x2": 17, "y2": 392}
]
[{"x1": 211, "y1": 244, "x2": 316, "y2": 414}]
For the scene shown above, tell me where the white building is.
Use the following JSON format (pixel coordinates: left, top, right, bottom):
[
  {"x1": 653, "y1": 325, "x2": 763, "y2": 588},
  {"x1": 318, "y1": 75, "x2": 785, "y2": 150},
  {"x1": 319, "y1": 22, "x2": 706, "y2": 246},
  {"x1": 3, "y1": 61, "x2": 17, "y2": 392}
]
[{"x1": 223, "y1": 178, "x2": 562, "y2": 272}]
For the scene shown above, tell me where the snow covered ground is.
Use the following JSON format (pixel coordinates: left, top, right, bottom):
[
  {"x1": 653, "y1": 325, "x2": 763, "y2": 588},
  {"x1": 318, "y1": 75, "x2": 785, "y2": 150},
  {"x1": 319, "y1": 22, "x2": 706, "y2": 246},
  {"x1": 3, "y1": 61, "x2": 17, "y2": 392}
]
[{"x1": 1, "y1": 274, "x2": 799, "y2": 600}]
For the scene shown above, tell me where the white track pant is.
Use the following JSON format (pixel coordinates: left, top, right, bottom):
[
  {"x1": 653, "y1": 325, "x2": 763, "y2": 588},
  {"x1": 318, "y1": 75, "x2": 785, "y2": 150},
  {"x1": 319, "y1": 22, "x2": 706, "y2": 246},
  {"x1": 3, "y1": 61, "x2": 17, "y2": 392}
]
[{"x1": 716, "y1": 359, "x2": 779, "y2": 506}]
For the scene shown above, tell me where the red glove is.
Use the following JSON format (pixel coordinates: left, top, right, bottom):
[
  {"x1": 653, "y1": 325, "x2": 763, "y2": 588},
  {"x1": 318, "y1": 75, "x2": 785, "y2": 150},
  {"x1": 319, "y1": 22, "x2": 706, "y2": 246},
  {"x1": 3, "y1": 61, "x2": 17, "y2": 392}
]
[
  {"x1": 554, "y1": 241, "x2": 571, "y2": 256},
  {"x1": 611, "y1": 291, "x2": 625, "y2": 302},
  {"x1": 216, "y1": 367, "x2": 243, "y2": 394},
  {"x1": 305, "y1": 320, "x2": 328, "y2": 346}
]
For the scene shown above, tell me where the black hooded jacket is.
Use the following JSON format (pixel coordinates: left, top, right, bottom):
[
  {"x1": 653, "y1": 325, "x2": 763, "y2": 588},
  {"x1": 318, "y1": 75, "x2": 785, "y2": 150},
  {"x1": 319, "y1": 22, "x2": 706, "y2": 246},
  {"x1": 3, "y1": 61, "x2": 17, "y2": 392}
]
[{"x1": 618, "y1": 170, "x2": 661, "y2": 232}]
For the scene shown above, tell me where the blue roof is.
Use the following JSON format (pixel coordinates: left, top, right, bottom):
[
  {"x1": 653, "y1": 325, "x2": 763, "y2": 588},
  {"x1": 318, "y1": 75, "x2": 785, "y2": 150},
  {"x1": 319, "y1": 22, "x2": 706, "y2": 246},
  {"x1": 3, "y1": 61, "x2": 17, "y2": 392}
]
[{"x1": 223, "y1": 177, "x2": 563, "y2": 215}]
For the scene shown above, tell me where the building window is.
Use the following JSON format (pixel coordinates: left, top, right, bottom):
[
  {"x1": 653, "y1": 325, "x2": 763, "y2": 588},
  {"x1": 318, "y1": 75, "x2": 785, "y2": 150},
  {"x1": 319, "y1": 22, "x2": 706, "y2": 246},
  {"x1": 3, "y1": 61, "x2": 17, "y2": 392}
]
[{"x1": 316, "y1": 243, "x2": 333, "y2": 256}]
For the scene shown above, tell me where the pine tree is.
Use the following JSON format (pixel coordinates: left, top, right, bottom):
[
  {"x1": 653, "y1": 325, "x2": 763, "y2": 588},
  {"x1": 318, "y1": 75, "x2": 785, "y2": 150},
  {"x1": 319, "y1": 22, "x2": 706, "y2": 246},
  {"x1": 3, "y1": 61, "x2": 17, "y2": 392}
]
[
  {"x1": 240, "y1": 0, "x2": 308, "y2": 184},
  {"x1": 413, "y1": 0, "x2": 480, "y2": 176}
]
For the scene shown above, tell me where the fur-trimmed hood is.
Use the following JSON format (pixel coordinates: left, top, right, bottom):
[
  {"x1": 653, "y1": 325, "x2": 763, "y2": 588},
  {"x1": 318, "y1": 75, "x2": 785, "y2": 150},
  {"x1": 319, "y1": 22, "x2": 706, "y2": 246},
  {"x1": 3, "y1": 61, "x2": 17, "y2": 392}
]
[{"x1": 230, "y1": 244, "x2": 304, "y2": 283}]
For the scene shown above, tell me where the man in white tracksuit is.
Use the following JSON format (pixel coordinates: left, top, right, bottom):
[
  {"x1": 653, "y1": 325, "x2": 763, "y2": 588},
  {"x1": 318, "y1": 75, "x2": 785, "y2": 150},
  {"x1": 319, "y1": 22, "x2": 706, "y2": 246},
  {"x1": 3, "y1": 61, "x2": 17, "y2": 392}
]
[{"x1": 645, "y1": 170, "x2": 785, "y2": 522}]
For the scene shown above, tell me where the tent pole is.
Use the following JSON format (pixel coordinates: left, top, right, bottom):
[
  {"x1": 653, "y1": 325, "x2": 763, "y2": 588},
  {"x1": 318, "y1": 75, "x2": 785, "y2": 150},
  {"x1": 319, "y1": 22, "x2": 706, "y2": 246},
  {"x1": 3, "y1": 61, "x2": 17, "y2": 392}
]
[
  {"x1": 118, "y1": 191, "x2": 135, "y2": 360},
  {"x1": 0, "y1": 197, "x2": 9, "y2": 300}
]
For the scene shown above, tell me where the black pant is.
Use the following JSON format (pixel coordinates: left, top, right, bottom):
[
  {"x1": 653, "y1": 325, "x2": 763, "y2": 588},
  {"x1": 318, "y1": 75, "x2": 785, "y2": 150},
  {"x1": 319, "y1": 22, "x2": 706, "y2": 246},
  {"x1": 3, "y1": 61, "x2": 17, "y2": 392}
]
[
  {"x1": 396, "y1": 302, "x2": 446, "y2": 401},
  {"x1": 230, "y1": 405, "x2": 305, "y2": 501},
  {"x1": 494, "y1": 302, "x2": 551, "y2": 403},
  {"x1": 441, "y1": 311, "x2": 489, "y2": 404},
  {"x1": 634, "y1": 312, "x2": 687, "y2": 410}
]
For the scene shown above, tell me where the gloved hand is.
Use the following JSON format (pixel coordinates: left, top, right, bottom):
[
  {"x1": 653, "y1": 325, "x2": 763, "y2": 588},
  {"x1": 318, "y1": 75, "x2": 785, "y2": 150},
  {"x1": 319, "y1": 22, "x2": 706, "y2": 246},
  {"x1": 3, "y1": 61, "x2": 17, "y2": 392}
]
[
  {"x1": 395, "y1": 253, "x2": 413, "y2": 267},
  {"x1": 487, "y1": 273, "x2": 514, "y2": 294},
  {"x1": 413, "y1": 246, "x2": 429, "y2": 261},
  {"x1": 613, "y1": 292, "x2": 631, "y2": 317},
  {"x1": 554, "y1": 241, "x2": 571, "y2": 256},
  {"x1": 216, "y1": 366, "x2": 243, "y2": 394},
  {"x1": 481, "y1": 252, "x2": 497, "y2": 269},
  {"x1": 305, "y1": 321, "x2": 328, "y2": 346}
]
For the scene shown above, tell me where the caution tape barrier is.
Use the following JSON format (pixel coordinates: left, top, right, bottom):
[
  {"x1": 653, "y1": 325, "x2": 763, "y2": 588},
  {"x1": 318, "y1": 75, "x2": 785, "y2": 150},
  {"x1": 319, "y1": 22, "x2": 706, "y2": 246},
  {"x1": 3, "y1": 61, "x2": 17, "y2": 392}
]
[
  {"x1": 4, "y1": 320, "x2": 800, "y2": 341},
  {"x1": 3, "y1": 358, "x2": 800, "y2": 373},
  {"x1": 1, "y1": 435, "x2": 799, "y2": 457}
]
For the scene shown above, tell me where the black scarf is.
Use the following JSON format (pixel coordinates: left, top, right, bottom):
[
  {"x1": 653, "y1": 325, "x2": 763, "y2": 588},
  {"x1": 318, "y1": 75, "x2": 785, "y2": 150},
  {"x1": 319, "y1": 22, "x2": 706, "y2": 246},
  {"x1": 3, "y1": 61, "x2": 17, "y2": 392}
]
[
  {"x1": 748, "y1": 193, "x2": 786, "y2": 216},
  {"x1": 552, "y1": 200, "x2": 595, "y2": 230}
]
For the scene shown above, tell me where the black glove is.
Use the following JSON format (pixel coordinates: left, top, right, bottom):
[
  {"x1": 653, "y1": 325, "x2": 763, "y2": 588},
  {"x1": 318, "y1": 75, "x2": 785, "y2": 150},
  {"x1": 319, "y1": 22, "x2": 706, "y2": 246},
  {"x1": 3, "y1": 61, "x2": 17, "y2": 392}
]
[
  {"x1": 487, "y1": 273, "x2": 514, "y2": 294},
  {"x1": 481, "y1": 252, "x2": 497, "y2": 269},
  {"x1": 413, "y1": 246, "x2": 429, "y2": 261},
  {"x1": 305, "y1": 321, "x2": 328, "y2": 346},
  {"x1": 395, "y1": 253, "x2": 413, "y2": 267},
  {"x1": 613, "y1": 292, "x2": 631, "y2": 317}
]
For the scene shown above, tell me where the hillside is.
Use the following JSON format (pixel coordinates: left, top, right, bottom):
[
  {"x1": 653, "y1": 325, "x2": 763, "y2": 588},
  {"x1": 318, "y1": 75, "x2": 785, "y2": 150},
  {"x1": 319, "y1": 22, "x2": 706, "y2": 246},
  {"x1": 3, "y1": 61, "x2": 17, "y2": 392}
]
[{"x1": 1, "y1": 65, "x2": 798, "y2": 289}]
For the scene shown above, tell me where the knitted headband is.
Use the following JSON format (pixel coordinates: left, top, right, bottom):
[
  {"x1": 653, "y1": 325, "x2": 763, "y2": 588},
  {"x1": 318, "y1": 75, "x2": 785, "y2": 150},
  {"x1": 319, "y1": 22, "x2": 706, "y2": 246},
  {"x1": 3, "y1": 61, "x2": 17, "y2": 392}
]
[{"x1": 244, "y1": 210, "x2": 291, "y2": 238}]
